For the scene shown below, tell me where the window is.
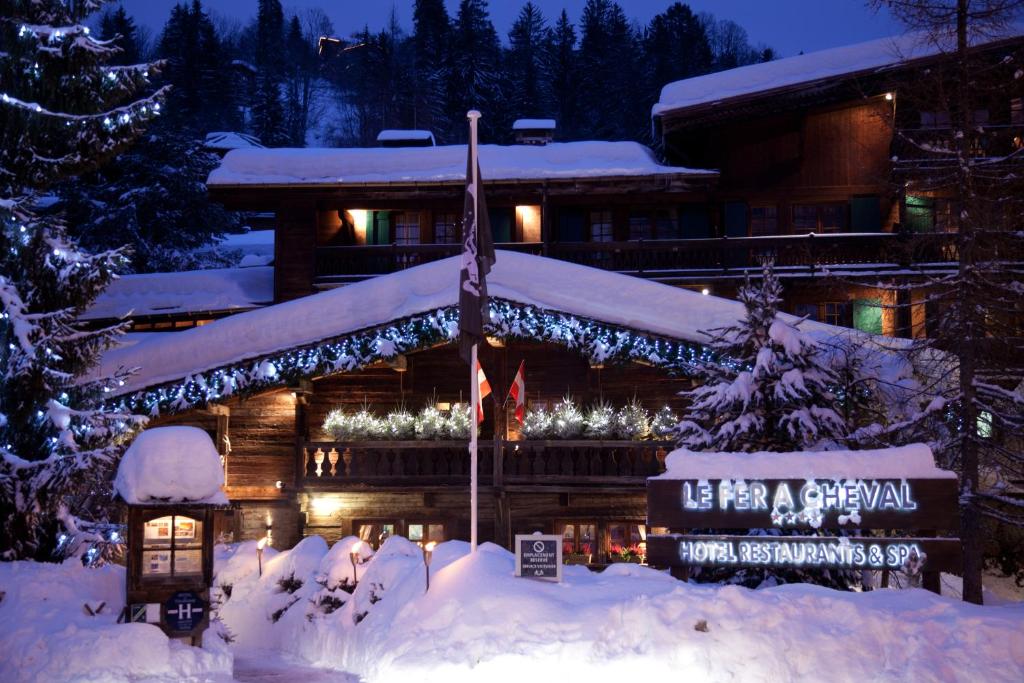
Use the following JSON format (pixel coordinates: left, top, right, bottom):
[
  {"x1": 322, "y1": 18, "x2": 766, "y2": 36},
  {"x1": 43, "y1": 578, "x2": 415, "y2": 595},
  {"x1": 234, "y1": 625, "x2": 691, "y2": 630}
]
[
  {"x1": 433, "y1": 212, "x2": 459, "y2": 244},
  {"x1": 141, "y1": 514, "x2": 203, "y2": 580},
  {"x1": 607, "y1": 523, "x2": 644, "y2": 560},
  {"x1": 394, "y1": 212, "x2": 420, "y2": 245},
  {"x1": 560, "y1": 522, "x2": 596, "y2": 558},
  {"x1": 589, "y1": 210, "x2": 613, "y2": 242},
  {"x1": 821, "y1": 301, "x2": 851, "y2": 327},
  {"x1": 793, "y1": 303, "x2": 819, "y2": 321},
  {"x1": 792, "y1": 204, "x2": 846, "y2": 233},
  {"x1": 920, "y1": 111, "x2": 951, "y2": 129},
  {"x1": 628, "y1": 209, "x2": 679, "y2": 240},
  {"x1": 853, "y1": 299, "x2": 884, "y2": 335},
  {"x1": 356, "y1": 521, "x2": 398, "y2": 549},
  {"x1": 1012, "y1": 98, "x2": 1024, "y2": 126},
  {"x1": 750, "y1": 205, "x2": 778, "y2": 236},
  {"x1": 407, "y1": 523, "x2": 445, "y2": 547}
]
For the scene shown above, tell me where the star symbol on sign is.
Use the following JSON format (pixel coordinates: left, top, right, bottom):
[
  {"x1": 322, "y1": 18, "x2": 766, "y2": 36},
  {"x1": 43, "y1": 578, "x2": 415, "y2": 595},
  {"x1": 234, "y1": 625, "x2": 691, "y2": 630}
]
[{"x1": 770, "y1": 510, "x2": 783, "y2": 526}]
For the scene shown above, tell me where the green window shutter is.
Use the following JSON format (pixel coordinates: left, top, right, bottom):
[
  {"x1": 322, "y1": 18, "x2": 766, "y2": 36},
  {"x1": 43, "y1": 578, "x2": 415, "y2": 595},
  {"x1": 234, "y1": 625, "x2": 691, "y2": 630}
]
[
  {"x1": 489, "y1": 208, "x2": 513, "y2": 243},
  {"x1": 851, "y1": 196, "x2": 881, "y2": 232},
  {"x1": 680, "y1": 205, "x2": 712, "y2": 239},
  {"x1": 724, "y1": 201, "x2": 748, "y2": 237},
  {"x1": 368, "y1": 211, "x2": 391, "y2": 244},
  {"x1": 853, "y1": 298, "x2": 884, "y2": 335},
  {"x1": 557, "y1": 208, "x2": 585, "y2": 242},
  {"x1": 904, "y1": 196, "x2": 934, "y2": 233}
]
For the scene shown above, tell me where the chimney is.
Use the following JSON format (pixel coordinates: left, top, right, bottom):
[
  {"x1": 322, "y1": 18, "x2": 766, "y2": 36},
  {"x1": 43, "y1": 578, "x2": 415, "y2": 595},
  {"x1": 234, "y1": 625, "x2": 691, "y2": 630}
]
[{"x1": 512, "y1": 119, "x2": 556, "y2": 145}]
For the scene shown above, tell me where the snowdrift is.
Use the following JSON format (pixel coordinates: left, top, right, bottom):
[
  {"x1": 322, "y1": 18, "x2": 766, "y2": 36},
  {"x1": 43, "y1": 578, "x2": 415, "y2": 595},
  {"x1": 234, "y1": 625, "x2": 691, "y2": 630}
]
[
  {"x1": 215, "y1": 535, "x2": 1024, "y2": 683},
  {"x1": 0, "y1": 561, "x2": 232, "y2": 683}
]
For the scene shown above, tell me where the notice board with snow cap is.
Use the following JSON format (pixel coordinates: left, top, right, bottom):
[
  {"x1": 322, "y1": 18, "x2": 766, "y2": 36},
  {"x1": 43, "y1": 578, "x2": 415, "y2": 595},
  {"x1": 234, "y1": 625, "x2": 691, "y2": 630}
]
[
  {"x1": 645, "y1": 444, "x2": 961, "y2": 593},
  {"x1": 116, "y1": 426, "x2": 229, "y2": 644}
]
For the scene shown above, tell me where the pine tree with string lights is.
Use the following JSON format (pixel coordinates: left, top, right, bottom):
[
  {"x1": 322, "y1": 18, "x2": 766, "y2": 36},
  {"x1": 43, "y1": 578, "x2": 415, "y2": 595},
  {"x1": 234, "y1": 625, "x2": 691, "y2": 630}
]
[
  {"x1": 676, "y1": 259, "x2": 847, "y2": 452},
  {"x1": 0, "y1": 0, "x2": 164, "y2": 561}
]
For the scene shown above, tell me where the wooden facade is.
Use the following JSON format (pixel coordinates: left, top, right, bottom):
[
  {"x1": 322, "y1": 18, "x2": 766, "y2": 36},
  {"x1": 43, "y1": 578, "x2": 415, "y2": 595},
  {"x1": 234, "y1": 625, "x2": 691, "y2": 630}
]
[{"x1": 155, "y1": 341, "x2": 683, "y2": 560}]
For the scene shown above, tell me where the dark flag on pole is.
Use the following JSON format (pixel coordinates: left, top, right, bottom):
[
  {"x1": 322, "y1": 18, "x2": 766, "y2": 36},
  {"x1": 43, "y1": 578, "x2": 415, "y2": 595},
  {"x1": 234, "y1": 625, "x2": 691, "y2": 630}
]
[{"x1": 458, "y1": 113, "x2": 496, "y2": 365}]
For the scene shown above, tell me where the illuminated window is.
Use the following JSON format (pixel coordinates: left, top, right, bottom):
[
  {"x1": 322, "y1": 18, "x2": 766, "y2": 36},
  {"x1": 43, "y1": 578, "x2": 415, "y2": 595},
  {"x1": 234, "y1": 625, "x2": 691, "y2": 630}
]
[
  {"x1": 141, "y1": 514, "x2": 203, "y2": 580},
  {"x1": 589, "y1": 211, "x2": 613, "y2": 242},
  {"x1": 407, "y1": 522, "x2": 445, "y2": 547},
  {"x1": 607, "y1": 523, "x2": 645, "y2": 560},
  {"x1": 356, "y1": 521, "x2": 397, "y2": 549},
  {"x1": 560, "y1": 522, "x2": 596, "y2": 558}
]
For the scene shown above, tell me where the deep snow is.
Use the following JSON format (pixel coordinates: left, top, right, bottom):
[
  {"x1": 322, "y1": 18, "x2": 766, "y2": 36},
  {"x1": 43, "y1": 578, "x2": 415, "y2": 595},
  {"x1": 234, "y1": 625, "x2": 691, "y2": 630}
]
[
  {"x1": 213, "y1": 535, "x2": 1024, "y2": 683},
  {"x1": 114, "y1": 426, "x2": 228, "y2": 505}
]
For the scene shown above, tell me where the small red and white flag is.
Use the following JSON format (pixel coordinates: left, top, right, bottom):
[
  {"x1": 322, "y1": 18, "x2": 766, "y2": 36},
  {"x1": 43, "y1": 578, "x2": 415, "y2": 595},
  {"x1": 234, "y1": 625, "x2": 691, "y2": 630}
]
[
  {"x1": 507, "y1": 360, "x2": 525, "y2": 424},
  {"x1": 476, "y1": 360, "x2": 492, "y2": 423}
]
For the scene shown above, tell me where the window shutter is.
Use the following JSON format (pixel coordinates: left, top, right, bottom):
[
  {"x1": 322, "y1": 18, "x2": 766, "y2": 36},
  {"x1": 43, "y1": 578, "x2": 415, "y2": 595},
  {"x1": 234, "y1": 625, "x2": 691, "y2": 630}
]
[
  {"x1": 724, "y1": 201, "x2": 748, "y2": 237},
  {"x1": 680, "y1": 205, "x2": 712, "y2": 239},
  {"x1": 557, "y1": 208, "x2": 585, "y2": 242},
  {"x1": 489, "y1": 208, "x2": 513, "y2": 243},
  {"x1": 904, "y1": 196, "x2": 934, "y2": 233},
  {"x1": 851, "y1": 196, "x2": 882, "y2": 232},
  {"x1": 853, "y1": 298, "x2": 884, "y2": 335}
]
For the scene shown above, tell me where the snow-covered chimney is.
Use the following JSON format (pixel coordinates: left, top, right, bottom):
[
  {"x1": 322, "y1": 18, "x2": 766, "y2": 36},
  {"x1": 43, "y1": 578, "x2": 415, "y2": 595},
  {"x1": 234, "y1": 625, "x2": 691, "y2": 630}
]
[{"x1": 513, "y1": 119, "x2": 556, "y2": 145}]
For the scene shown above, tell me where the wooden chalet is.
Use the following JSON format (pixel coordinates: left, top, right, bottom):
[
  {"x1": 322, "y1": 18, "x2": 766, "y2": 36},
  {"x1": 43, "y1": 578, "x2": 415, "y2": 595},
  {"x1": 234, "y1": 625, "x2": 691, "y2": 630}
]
[
  {"x1": 653, "y1": 30, "x2": 1024, "y2": 337},
  {"x1": 95, "y1": 252, "x2": 881, "y2": 561}
]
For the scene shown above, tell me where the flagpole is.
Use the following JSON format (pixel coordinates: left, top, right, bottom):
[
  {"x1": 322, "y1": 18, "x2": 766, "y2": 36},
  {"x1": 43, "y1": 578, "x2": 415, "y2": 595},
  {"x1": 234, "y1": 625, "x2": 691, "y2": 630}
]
[{"x1": 468, "y1": 109, "x2": 481, "y2": 554}]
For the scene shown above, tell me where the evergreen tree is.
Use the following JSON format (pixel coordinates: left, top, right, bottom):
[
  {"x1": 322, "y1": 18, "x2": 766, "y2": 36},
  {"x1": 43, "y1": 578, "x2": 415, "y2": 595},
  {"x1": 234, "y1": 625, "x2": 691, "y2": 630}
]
[
  {"x1": 677, "y1": 260, "x2": 847, "y2": 452},
  {"x1": 0, "y1": 0, "x2": 158, "y2": 560},
  {"x1": 412, "y1": 0, "x2": 451, "y2": 139},
  {"x1": 545, "y1": 9, "x2": 579, "y2": 139},
  {"x1": 59, "y1": 123, "x2": 240, "y2": 273},
  {"x1": 284, "y1": 14, "x2": 314, "y2": 146},
  {"x1": 577, "y1": 0, "x2": 643, "y2": 139},
  {"x1": 506, "y1": 2, "x2": 551, "y2": 119},
  {"x1": 99, "y1": 5, "x2": 142, "y2": 66},
  {"x1": 645, "y1": 3, "x2": 713, "y2": 109},
  {"x1": 253, "y1": 0, "x2": 288, "y2": 146},
  {"x1": 156, "y1": 0, "x2": 239, "y2": 133},
  {"x1": 447, "y1": 0, "x2": 504, "y2": 141}
]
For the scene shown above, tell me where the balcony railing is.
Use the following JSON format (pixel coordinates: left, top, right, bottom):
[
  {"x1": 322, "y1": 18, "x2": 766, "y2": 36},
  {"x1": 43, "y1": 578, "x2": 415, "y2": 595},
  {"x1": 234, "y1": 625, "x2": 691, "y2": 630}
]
[
  {"x1": 313, "y1": 233, "x2": 959, "y2": 284},
  {"x1": 893, "y1": 124, "x2": 1024, "y2": 166},
  {"x1": 298, "y1": 439, "x2": 671, "y2": 488}
]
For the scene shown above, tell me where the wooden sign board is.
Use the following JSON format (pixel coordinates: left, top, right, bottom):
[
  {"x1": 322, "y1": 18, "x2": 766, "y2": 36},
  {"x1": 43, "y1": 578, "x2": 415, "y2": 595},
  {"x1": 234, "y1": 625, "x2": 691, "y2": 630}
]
[
  {"x1": 647, "y1": 534, "x2": 963, "y2": 573},
  {"x1": 514, "y1": 534, "x2": 562, "y2": 582},
  {"x1": 647, "y1": 478, "x2": 959, "y2": 531}
]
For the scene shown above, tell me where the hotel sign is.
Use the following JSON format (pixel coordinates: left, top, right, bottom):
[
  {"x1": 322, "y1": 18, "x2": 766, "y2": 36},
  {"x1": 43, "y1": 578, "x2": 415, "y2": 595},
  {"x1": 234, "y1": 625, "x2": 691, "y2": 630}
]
[
  {"x1": 647, "y1": 477, "x2": 962, "y2": 573},
  {"x1": 647, "y1": 477, "x2": 959, "y2": 530}
]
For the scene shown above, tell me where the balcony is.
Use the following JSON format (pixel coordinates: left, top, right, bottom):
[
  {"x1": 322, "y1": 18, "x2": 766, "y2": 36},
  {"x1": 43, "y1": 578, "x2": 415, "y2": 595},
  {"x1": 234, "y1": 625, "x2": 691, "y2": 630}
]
[
  {"x1": 298, "y1": 439, "x2": 670, "y2": 489},
  {"x1": 892, "y1": 124, "x2": 1024, "y2": 171},
  {"x1": 313, "y1": 233, "x2": 959, "y2": 285}
]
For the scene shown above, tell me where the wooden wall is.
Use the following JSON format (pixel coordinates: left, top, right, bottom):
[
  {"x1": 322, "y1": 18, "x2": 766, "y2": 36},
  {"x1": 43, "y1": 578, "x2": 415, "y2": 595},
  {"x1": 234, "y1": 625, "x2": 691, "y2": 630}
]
[{"x1": 275, "y1": 202, "x2": 318, "y2": 302}]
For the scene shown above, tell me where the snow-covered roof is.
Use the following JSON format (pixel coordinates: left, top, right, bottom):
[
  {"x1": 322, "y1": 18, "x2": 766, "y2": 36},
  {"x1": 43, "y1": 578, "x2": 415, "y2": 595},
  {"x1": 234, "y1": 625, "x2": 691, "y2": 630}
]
[
  {"x1": 95, "y1": 251, "x2": 879, "y2": 396},
  {"x1": 115, "y1": 426, "x2": 228, "y2": 505},
  {"x1": 656, "y1": 444, "x2": 955, "y2": 480},
  {"x1": 653, "y1": 29, "x2": 1024, "y2": 116},
  {"x1": 376, "y1": 129, "x2": 436, "y2": 144},
  {"x1": 81, "y1": 266, "x2": 273, "y2": 321},
  {"x1": 204, "y1": 131, "x2": 264, "y2": 151},
  {"x1": 207, "y1": 141, "x2": 715, "y2": 187},
  {"x1": 513, "y1": 118, "x2": 556, "y2": 130}
]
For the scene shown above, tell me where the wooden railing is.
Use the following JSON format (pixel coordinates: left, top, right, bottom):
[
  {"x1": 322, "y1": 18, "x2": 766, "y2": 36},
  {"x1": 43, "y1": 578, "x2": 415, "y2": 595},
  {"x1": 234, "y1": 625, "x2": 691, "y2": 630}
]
[
  {"x1": 893, "y1": 124, "x2": 1024, "y2": 166},
  {"x1": 298, "y1": 439, "x2": 671, "y2": 487},
  {"x1": 314, "y1": 233, "x2": 959, "y2": 283}
]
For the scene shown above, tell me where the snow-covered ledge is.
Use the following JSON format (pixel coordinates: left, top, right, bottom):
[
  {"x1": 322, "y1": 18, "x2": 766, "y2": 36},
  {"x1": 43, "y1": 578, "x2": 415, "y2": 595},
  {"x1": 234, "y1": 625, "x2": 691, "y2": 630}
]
[{"x1": 115, "y1": 426, "x2": 228, "y2": 505}]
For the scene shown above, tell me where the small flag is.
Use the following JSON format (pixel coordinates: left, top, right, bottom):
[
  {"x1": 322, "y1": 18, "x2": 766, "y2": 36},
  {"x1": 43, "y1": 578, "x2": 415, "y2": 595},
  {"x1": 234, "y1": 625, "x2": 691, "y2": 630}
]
[
  {"x1": 476, "y1": 360, "x2": 492, "y2": 423},
  {"x1": 507, "y1": 361, "x2": 526, "y2": 424}
]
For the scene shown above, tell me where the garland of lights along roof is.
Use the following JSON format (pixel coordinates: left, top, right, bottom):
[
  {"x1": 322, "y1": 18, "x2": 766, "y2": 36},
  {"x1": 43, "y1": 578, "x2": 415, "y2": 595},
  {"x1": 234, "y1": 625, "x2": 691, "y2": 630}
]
[{"x1": 106, "y1": 299, "x2": 723, "y2": 417}]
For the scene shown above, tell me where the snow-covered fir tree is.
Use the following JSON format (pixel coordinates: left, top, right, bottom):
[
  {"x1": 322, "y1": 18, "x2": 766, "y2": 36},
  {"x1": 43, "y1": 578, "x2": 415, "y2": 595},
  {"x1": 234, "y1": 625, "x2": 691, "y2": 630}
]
[
  {"x1": 677, "y1": 259, "x2": 847, "y2": 451},
  {"x1": 0, "y1": 0, "x2": 159, "y2": 560}
]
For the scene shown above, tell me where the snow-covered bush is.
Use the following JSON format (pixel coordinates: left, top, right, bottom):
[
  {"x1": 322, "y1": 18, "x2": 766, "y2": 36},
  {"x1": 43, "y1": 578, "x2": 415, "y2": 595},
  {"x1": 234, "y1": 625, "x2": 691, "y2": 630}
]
[
  {"x1": 385, "y1": 409, "x2": 416, "y2": 439},
  {"x1": 414, "y1": 406, "x2": 448, "y2": 440},
  {"x1": 584, "y1": 402, "x2": 616, "y2": 439},
  {"x1": 551, "y1": 397, "x2": 585, "y2": 439},
  {"x1": 520, "y1": 406, "x2": 553, "y2": 439},
  {"x1": 446, "y1": 402, "x2": 472, "y2": 439},
  {"x1": 614, "y1": 399, "x2": 651, "y2": 440},
  {"x1": 324, "y1": 409, "x2": 384, "y2": 441}
]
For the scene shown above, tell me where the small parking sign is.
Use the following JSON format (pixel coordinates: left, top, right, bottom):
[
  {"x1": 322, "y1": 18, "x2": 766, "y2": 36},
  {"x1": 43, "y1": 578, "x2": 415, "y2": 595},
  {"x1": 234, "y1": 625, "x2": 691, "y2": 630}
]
[{"x1": 514, "y1": 534, "x2": 562, "y2": 582}]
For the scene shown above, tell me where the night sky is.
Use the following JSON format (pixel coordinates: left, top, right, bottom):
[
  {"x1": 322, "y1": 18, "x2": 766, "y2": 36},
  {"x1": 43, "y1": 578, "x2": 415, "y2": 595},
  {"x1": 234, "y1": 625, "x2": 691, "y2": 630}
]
[{"x1": 119, "y1": 0, "x2": 902, "y2": 58}]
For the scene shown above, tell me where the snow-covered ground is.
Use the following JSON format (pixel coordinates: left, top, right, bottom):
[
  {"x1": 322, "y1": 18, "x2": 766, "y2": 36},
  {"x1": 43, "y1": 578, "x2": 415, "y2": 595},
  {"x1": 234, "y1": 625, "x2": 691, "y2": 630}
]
[
  {"x1": 213, "y1": 536, "x2": 1024, "y2": 683},
  {"x1": 0, "y1": 561, "x2": 232, "y2": 682},
  {"x1": 2, "y1": 536, "x2": 1022, "y2": 682}
]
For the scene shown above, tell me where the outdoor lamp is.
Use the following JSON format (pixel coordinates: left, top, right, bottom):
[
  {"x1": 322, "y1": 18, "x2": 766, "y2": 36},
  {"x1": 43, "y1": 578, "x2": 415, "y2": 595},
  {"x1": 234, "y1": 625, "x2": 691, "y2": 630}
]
[
  {"x1": 350, "y1": 540, "x2": 365, "y2": 585},
  {"x1": 257, "y1": 536, "x2": 268, "y2": 577},
  {"x1": 423, "y1": 541, "x2": 437, "y2": 592}
]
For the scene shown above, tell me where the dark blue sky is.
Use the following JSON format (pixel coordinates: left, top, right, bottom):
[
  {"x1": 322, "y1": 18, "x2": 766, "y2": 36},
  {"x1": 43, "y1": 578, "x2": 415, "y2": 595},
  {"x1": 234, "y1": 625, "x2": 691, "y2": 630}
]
[{"x1": 120, "y1": 0, "x2": 902, "y2": 58}]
